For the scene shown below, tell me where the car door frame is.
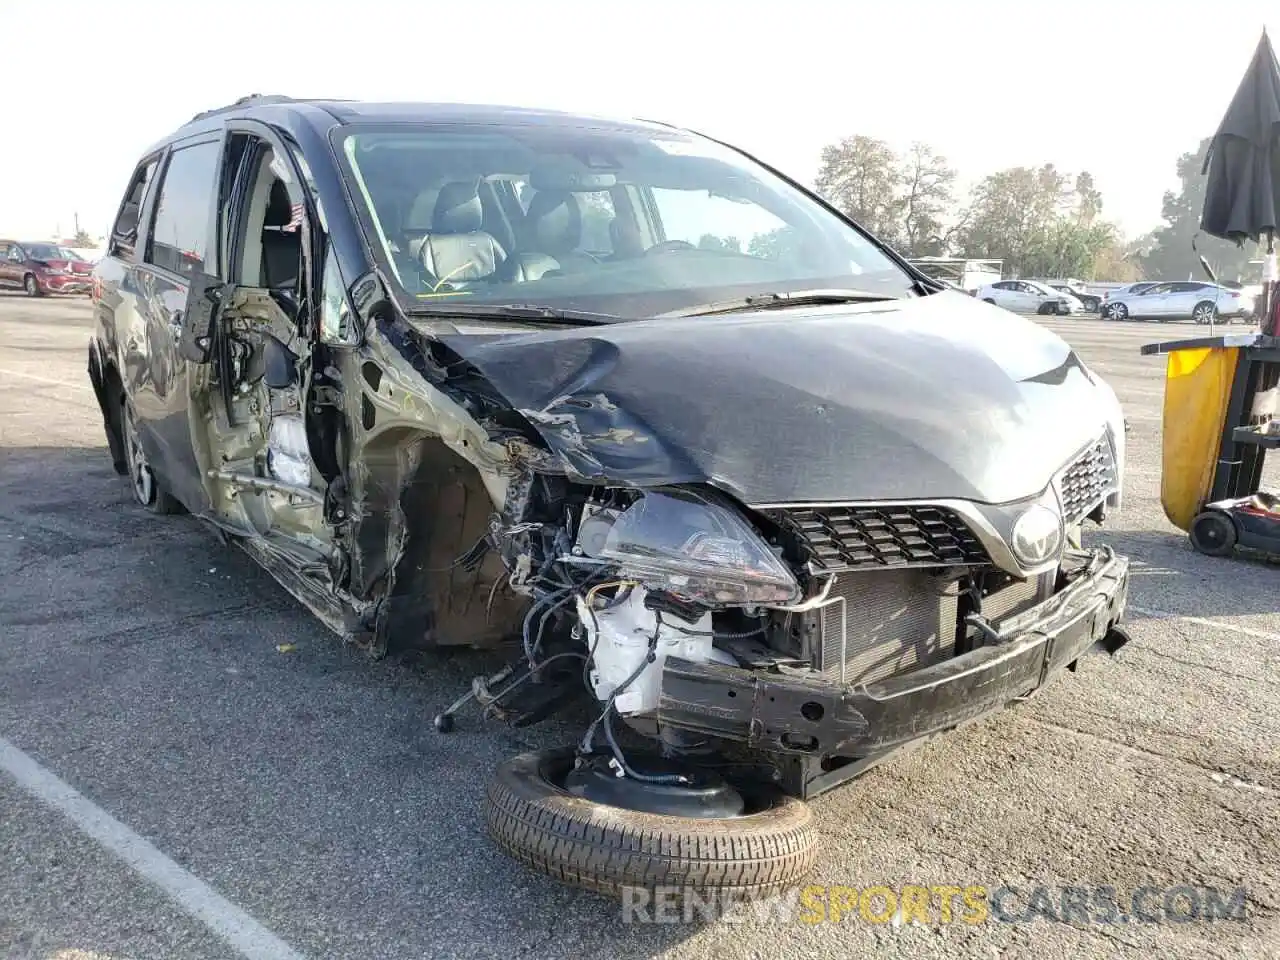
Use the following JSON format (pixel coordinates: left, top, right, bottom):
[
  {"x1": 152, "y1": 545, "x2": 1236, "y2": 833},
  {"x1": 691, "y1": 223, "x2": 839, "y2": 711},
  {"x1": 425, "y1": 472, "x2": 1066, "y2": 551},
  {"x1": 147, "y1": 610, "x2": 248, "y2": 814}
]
[
  {"x1": 199, "y1": 119, "x2": 333, "y2": 544},
  {"x1": 125, "y1": 130, "x2": 227, "y2": 516}
]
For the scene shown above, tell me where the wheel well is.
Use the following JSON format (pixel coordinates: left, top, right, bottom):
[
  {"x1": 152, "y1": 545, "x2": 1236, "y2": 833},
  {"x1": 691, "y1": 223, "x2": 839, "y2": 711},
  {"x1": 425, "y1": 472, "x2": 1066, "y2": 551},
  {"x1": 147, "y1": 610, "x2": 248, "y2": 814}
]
[
  {"x1": 351, "y1": 429, "x2": 529, "y2": 653},
  {"x1": 92, "y1": 353, "x2": 128, "y2": 475}
]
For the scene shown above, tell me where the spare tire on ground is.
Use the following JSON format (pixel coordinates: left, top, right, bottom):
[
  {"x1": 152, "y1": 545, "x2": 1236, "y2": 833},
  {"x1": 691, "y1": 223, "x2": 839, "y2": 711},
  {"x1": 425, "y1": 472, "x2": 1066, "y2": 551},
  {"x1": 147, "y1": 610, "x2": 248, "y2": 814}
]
[{"x1": 483, "y1": 747, "x2": 819, "y2": 899}]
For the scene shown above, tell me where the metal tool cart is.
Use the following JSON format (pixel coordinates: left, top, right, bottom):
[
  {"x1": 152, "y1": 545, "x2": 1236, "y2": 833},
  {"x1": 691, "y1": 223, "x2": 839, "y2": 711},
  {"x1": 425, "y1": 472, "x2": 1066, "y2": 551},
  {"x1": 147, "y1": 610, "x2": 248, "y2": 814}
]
[{"x1": 1142, "y1": 332, "x2": 1280, "y2": 559}]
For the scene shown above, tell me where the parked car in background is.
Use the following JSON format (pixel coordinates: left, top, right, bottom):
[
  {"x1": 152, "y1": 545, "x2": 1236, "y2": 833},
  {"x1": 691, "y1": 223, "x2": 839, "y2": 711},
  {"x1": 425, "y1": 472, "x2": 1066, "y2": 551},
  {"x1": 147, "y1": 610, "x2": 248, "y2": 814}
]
[
  {"x1": 0, "y1": 240, "x2": 95, "y2": 296},
  {"x1": 1101, "y1": 280, "x2": 1252, "y2": 323},
  {"x1": 977, "y1": 279, "x2": 1077, "y2": 315},
  {"x1": 1037, "y1": 278, "x2": 1101, "y2": 313},
  {"x1": 1100, "y1": 282, "x2": 1159, "y2": 314}
]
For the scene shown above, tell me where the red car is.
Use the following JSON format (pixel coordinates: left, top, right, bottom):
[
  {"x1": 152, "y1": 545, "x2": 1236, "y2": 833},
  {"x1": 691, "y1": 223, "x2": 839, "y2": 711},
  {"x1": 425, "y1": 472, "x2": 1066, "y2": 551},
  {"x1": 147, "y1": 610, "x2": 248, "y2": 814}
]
[{"x1": 0, "y1": 239, "x2": 95, "y2": 296}]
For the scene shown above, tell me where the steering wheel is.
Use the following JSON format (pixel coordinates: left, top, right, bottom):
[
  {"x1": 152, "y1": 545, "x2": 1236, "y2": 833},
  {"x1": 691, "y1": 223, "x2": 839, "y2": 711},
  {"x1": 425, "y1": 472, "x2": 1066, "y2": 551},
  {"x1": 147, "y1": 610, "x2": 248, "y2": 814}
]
[{"x1": 644, "y1": 239, "x2": 697, "y2": 256}]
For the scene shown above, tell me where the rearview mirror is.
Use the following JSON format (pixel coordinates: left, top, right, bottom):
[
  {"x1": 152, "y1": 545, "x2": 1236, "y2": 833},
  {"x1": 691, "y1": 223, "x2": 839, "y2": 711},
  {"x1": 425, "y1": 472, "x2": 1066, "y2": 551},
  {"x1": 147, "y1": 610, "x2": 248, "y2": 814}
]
[{"x1": 528, "y1": 161, "x2": 617, "y2": 192}]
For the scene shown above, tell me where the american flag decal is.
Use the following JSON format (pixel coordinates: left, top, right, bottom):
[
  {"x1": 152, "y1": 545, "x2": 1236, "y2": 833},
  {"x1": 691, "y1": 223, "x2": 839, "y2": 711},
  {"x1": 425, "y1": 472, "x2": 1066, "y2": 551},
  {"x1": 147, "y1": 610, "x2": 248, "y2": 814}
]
[{"x1": 283, "y1": 202, "x2": 304, "y2": 232}]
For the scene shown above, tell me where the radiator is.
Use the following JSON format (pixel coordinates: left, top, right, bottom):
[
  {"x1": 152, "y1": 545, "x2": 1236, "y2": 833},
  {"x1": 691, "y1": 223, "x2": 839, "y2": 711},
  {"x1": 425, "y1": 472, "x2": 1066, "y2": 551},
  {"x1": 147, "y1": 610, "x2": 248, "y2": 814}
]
[{"x1": 812, "y1": 571, "x2": 1051, "y2": 685}]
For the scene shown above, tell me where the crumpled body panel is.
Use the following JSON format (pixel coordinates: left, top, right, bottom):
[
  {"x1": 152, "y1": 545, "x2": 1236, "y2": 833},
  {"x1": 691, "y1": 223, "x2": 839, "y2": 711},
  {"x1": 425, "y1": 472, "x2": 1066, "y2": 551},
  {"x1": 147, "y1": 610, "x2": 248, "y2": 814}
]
[{"x1": 440, "y1": 292, "x2": 1113, "y2": 506}]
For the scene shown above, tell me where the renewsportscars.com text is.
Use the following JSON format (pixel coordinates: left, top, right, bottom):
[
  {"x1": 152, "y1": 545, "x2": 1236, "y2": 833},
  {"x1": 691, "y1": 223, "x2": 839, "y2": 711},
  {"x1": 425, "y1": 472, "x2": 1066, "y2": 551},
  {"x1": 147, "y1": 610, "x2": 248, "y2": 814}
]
[{"x1": 621, "y1": 883, "x2": 1249, "y2": 926}]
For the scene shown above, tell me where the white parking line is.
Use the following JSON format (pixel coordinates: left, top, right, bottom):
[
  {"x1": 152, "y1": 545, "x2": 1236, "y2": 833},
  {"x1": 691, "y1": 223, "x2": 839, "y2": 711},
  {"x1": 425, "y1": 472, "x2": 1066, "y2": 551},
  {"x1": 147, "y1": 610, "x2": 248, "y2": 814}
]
[
  {"x1": 1129, "y1": 605, "x2": 1280, "y2": 643},
  {"x1": 0, "y1": 368, "x2": 92, "y2": 390},
  {"x1": 0, "y1": 736, "x2": 309, "y2": 960}
]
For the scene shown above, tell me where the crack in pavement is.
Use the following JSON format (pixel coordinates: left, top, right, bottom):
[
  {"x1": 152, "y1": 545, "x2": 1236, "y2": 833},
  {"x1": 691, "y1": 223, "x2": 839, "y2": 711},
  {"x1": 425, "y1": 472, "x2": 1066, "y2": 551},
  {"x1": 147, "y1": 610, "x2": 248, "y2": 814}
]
[{"x1": 1020, "y1": 716, "x2": 1278, "y2": 796}]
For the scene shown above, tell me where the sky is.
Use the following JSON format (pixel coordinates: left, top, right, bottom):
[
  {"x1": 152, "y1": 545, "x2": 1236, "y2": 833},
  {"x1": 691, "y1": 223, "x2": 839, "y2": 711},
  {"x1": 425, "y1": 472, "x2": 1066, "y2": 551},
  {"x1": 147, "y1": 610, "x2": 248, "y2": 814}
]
[{"x1": 6, "y1": 0, "x2": 1280, "y2": 245}]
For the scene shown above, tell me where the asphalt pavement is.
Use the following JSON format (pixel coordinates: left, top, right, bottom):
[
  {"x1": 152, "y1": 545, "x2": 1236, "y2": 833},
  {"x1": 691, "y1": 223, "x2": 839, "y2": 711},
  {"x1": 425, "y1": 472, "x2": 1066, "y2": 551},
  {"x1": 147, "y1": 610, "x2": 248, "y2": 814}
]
[{"x1": 1, "y1": 294, "x2": 1278, "y2": 960}]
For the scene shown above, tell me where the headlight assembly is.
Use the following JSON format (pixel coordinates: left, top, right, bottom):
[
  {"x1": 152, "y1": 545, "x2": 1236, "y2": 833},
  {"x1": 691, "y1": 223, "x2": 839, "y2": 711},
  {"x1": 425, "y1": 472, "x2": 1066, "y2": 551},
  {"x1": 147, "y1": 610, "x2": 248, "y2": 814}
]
[{"x1": 583, "y1": 488, "x2": 801, "y2": 606}]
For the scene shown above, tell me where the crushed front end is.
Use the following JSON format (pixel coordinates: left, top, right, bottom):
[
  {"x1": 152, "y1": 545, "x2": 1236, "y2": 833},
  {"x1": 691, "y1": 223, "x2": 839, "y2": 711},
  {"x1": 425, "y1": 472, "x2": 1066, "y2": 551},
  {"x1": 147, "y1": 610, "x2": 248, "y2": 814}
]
[{"x1": 465, "y1": 419, "x2": 1130, "y2": 800}]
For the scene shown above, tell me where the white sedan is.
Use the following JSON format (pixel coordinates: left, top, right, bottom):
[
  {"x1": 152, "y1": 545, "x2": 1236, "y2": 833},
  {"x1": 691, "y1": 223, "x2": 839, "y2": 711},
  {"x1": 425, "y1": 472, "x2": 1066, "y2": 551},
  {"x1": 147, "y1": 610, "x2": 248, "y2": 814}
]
[
  {"x1": 1101, "y1": 281, "x2": 1253, "y2": 323},
  {"x1": 976, "y1": 280, "x2": 1077, "y2": 315}
]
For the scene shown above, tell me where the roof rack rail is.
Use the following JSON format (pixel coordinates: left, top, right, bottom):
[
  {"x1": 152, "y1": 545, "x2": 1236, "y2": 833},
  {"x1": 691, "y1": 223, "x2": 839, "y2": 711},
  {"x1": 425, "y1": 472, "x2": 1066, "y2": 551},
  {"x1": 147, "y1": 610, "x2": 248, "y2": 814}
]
[{"x1": 187, "y1": 94, "x2": 297, "y2": 124}]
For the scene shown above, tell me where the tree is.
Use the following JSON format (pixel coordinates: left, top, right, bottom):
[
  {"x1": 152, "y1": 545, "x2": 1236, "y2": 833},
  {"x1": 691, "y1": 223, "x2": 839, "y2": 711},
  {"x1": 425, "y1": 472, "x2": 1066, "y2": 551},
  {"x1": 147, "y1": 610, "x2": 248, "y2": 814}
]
[
  {"x1": 697, "y1": 233, "x2": 742, "y2": 253},
  {"x1": 1140, "y1": 138, "x2": 1260, "y2": 283},
  {"x1": 814, "y1": 135, "x2": 903, "y2": 243},
  {"x1": 897, "y1": 143, "x2": 957, "y2": 256},
  {"x1": 1075, "y1": 172, "x2": 1103, "y2": 225},
  {"x1": 956, "y1": 165, "x2": 1068, "y2": 274},
  {"x1": 72, "y1": 229, "x2": 95, "y2": 248},
  {"x1": 747, "y1": 227, "x2": 802, "y2": 259}
]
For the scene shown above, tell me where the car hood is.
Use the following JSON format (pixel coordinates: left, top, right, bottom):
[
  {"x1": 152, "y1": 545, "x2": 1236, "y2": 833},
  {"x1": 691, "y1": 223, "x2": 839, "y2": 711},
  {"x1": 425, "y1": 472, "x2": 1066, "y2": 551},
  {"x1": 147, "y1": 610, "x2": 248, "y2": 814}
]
[{"x1": 436, "y1": 291, "x2": 1116, "y2": 506}]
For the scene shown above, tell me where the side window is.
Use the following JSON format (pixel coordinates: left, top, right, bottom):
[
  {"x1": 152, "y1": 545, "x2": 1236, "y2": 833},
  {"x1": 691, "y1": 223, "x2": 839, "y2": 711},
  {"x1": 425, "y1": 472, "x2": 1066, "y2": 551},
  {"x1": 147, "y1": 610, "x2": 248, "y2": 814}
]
[
  {"x1": 109, "y1": 158, "x2": 158, "y2": 262},
  {"x1": 319, "y1": 246, "x2": 358, "y2": 346},
  {"x1": 147, "y1": 140, "x2": 222, "y2": 276},
  {"x1": 992, "y1": 281, "x2": 1011, "y2": 291},
  {"x1": 0, "y1": 243, "x2": 9, "y2": 260}
]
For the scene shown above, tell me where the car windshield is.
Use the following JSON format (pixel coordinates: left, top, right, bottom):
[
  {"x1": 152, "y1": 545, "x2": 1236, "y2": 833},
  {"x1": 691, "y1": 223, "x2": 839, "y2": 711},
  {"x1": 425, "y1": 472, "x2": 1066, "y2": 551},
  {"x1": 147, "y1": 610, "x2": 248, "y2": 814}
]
[
  {"x1": 25, "y1": 243, "x2": 66, "y2": 260},
  {"x1": 334, "y1": 122, "x2": 918, "y2": 319}
]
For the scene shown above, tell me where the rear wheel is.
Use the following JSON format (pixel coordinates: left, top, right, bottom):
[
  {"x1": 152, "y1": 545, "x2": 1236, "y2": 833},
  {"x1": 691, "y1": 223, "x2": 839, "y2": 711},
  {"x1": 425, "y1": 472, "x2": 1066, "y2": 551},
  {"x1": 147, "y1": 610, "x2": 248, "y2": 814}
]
[
  {"x1": 483, "y1": 747, "x2": 819, "y2": 899},
  {"x1": 1192, "y1": 301, "x2": 1218, "y2": 324},
  {"x1": 23, "y1": 273, "x2": 41, "y2": 297},
  {"x1": 1189, "y1": 510, "x2": 1236, "y2": 557},
  {"x1": 982, "y1": 297, "x2": 996, "y2": 305},
  {"x1": 121, "y1": 396, "x2": 182, "y2": 515}
]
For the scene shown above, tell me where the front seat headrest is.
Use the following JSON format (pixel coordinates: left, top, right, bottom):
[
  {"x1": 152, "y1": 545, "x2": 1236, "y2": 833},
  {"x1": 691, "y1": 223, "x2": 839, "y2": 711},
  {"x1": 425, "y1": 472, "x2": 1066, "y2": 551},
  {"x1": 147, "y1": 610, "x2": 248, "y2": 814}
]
[
  {"x1": 264, "y1": 180, "x2": 294, "y2": 228},
  {"x1": 432, "y1": 180, "x2": 484, "y2": 234},
  {"x1": 524, "y1": 191, "x2": 582, "y2": 256}
]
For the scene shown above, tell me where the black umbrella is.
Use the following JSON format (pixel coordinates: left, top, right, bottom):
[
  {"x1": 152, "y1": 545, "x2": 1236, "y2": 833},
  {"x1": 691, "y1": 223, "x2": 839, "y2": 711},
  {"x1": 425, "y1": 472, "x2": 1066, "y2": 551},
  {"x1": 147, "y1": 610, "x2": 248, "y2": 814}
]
[
  {"x1": 1199, "y1": 30, "x2": 1280, "y2": 334},
  {"x1": 1201, "y1": 30, "x2": 1280, "y2": 247}
]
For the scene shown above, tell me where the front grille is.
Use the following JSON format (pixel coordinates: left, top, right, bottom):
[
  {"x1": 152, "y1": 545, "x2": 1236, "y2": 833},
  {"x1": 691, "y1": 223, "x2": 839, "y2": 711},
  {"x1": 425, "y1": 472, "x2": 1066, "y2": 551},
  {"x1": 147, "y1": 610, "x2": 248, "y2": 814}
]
[
  {"x1": 813, "y1": 570, "x2": 960, "y2": 684},
  {"x1": 1057, "y1": 437, "x2": 1117, "y2": 524},
  {"x1": 777, "y1": 505, "x2": 988, "y2": 572}
]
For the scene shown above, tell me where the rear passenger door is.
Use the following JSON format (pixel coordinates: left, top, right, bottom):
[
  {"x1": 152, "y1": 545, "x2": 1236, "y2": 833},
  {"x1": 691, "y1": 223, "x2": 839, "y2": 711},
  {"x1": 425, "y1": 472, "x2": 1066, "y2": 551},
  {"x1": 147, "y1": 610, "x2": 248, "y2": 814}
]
[
  {"x1": 127, "y1": 134, "x2": 225, "y2": 514},
  {"x1": 1131, "y1": 282, "x2": 1171, "y2": 318},
  {"x1": 1164, "y1": 281, "x2": 1201, "y2": 318}
]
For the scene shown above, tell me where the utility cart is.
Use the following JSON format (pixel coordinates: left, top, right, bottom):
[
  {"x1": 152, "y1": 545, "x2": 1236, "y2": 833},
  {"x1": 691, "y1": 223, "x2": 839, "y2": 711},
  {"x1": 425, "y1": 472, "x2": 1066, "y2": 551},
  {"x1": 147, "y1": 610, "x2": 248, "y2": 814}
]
[{"x1": 1142, "y1": 332, "x2": 1280, "y2": 559}]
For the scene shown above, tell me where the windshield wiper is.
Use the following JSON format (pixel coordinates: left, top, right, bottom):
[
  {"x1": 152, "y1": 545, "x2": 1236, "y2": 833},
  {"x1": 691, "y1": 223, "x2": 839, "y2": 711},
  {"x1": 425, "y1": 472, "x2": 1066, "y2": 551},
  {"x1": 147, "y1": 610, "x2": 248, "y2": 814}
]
[
  {"x1": 403, "y1": 301, "x2": 620, "y2": 326},
  {"x1": 658, "y1": 289, "x2": 896, "y2": 319}
]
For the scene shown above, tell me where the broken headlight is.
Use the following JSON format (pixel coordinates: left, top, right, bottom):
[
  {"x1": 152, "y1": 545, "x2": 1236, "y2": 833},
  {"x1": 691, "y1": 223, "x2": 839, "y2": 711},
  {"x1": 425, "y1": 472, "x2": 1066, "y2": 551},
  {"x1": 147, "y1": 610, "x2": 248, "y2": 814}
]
[{"x1": 584, "y1": 489, "x2": 800, "y2": 606}]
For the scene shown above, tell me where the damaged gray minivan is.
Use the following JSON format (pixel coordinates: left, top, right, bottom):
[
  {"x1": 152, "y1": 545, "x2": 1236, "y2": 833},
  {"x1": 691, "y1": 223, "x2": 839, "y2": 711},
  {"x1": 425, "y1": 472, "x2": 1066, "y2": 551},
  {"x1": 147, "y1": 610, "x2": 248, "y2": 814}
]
[{"x1": 89, "y1": 95, "x2": 1131, "y2": 899}]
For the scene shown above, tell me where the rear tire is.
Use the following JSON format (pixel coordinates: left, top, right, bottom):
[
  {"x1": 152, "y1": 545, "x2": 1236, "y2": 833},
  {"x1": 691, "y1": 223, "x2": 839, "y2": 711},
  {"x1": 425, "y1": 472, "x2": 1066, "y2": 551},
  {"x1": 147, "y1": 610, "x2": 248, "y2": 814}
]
[
  {"x1": 483, "y1": 747, "x2": 819, "y2": 899},
  {"x1": 1192, "y1": 301, "x2": 1217, "y2": 325},
  {"x1": 121, "y1": 396, "x2": 183, "y2": 515},
  {"x1": 1189, "y1": 510, "x2": 1236, "y2": 557},
  {"x1": 983, "y1": 297, "x2": 996, "y2": 305},
  {"x1": 23, "y1": 273, "x2": 41, "y2": 297}
]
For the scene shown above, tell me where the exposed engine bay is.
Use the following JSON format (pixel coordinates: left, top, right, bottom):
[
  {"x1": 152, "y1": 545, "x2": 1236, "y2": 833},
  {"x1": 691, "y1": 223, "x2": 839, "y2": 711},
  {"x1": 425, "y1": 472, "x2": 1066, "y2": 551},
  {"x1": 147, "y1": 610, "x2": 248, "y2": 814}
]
[{"x1": 430, "y1": 456, "x2": 1124, "y2": 797}]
